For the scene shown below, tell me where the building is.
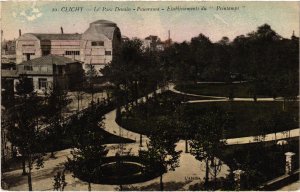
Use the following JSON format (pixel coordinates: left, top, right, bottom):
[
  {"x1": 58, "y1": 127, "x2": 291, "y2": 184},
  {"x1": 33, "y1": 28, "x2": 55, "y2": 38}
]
[
  {"x1": 16, "y1": 55, "x2": 84, "y2": 94},
  {"x1": 15, "y1": 20, "x2": 121, "y2": 74},
  {"x1": 1, "y1": 64, "x2": 18, "y2": 101},
  {"x1": 1, "y1": 39, "x2": 16, "y2": 55},
  {"x1": 143, "y1": 35, "x2": 162, "y2": 51},
  {"x1": 142, "y1": 33, "x2": 172, "y2": 51}
]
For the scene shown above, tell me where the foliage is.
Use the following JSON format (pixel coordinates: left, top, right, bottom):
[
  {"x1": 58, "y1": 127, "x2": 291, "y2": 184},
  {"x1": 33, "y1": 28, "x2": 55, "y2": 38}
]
[
  {"x1": 8, "y1": 77, "x2": 45, "y2": 191},
  {"x1": 139, "y1": 117, "x2": 181, "y2": 190},
  {"x1": 101, "y1": 39, "x2": 164, "y2": 107},
  {"x1": 43, "y1": 85, "x2": 71, "y2": 157},
  {"x1": 220, "y1": 139, "x2": 299, "y2": 190},
  {"x1": 162, "y1": 24, "x2": 298, "y2": 98},
  {"x1": 65, "y1": 108, "x2": 108, "y2": 191},
  {"x1": 190, "y1": 106, "x2": 229, "y2": 187},
  {"x1": 53, "y1": 170, "x2": 67, "y2": 191}
]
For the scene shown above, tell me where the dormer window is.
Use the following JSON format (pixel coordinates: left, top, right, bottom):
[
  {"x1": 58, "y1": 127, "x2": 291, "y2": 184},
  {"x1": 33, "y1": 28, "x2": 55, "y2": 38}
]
[{"x1": 91, "y1": 41, "x2": 104, "y2": 46}]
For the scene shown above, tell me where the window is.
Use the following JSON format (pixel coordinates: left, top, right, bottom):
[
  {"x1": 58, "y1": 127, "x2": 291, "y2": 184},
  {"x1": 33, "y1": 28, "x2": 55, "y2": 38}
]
[
  {"x1": 42, "y1": 50, "x2": 50, "y2": 56},
  {"x1": 65, "y1": 51, "x2": 80, "y2": 55},
  {"x1": 105, "y1": 51, "x2": 111, "y2": 55},
  {"x1": 33, "y1": 66, "x2": 39, "y2": 72},
  {"x1": 23, "y1": 53, "x2": 35, "y2": 61},
  {"x1": 38, "y1": 78, "x2": 47, "y2": 89},
  {"x1": 91, "y1": 41, "x2": 104, "y2": 46},
  {"x1": 24, "y1": 65, "x2": 33, "y2": 71},
  {"x1": 22, "y1": 44, "x2": 34, "y2": 47},
  {"x1": 41, "y1": 66, "x2": 48, "y2": 72}
]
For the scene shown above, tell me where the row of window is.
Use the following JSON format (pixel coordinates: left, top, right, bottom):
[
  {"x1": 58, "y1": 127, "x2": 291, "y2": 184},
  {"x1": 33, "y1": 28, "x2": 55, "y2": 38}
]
[
  {"x1": 22, "y1": 44, "x2": 34, "y2": 47},
  {"x1": 65, "y1": 50, "x2": 111, "y2": 55},
  {"x1": 91, "y1": 41, "x2": 104, "y2": 46},
  {"x1": 22, "y1": 41, "x2": 106, "y2": 47},
  {"x1": 24, "y1": 65, "x2": 49, "y2": 72},
  {"x1": 65, "y1": 51, "x2": 80, "y2": 55}
]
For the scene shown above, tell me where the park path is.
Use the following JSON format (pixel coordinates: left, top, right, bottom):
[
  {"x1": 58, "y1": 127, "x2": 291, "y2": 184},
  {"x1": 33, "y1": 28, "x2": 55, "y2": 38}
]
[
  {"x1": 226, "y1": 128, "x2": 300, "y2": 145},
  {"x1": 169, "y1": 83, "x2": 227, "y2": 99},
  {"x1": 168, "y1": 83, "x2": 298, "y2": 102},
  {"x1": 102, "y1": 86, "x2": 167, "y2": 145},
  {"x1": 3, "y1": 83, "x2": 299, "y2": 191}
]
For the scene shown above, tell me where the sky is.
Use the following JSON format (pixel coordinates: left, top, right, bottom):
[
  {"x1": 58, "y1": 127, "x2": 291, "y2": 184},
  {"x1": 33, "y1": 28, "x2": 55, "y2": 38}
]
[{"x1": 1, "y1": 1, "x2": 299, "y2": 42}]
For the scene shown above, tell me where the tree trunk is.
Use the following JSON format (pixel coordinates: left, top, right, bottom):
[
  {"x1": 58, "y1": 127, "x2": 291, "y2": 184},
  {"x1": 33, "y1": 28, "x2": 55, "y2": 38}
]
[
  {"x1": 119, "y1": 184, "x2": 123, "y2": 191},
  {"x1": 77, "y1": 97, "x2": 80, "y2": 112},
  {"x1": 160, "y1": 174, "x2": 164, "y2": 191},
  {"x1": 185, "y1": 139, "x2": 188, "y2": 153},
  {"x1": 139, "y1": 134, "x2": 143, "y2": 147},
  {"x1": 88, "y1": 182, "x2": 91, "y2": 191},
  {"x1": 204, "y1": 158, "x2": 209, "y2": 188},
  {"x1": 22, "y1": 156, "x2": 26, "y2": 175},
  {"x1": 28, "y1": 169, "x2": 32, "y2": 191},
  {"x1": 214, "y1": 160, "x2": 217, "y2": 189},
  {"x1": 50, "y1": 151, "x2": 55, "y2": 158},
  {"x1": 27, "y1": 157, "x2": 32, "y2": 191}
]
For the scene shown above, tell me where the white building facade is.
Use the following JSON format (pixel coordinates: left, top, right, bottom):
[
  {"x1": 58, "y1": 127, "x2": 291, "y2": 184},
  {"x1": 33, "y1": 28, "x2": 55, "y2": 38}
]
[{"x1": 16, "y1": 20, "x2": 121, "y2": 74}]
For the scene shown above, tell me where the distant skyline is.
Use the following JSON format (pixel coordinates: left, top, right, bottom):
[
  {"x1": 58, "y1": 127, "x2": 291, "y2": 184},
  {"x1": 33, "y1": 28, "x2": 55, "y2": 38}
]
[{"x1": 1, "y1": 1, "x2": 299, "y2": 42}]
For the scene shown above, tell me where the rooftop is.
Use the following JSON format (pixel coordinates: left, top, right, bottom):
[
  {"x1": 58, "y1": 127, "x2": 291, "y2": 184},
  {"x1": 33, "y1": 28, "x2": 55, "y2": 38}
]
[
  {"x1": 19, "y1": 55, "x2": 82, "y2": 66},
  {"x1": 27, "y1": 33, "x2": 82, "y2": 40},
  {"x1": 91, "y1": 20, "x2": 117, "y2": 26}
]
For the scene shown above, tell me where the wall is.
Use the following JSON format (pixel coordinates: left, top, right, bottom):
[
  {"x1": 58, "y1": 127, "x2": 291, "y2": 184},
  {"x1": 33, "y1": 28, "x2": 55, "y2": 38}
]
[{"x1": 16, "y1": 34, "x2": 42, "y2": 64}]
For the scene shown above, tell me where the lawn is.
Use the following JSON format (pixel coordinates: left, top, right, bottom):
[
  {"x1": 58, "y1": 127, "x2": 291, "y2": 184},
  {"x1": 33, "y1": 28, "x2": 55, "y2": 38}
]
[
  {"x1": 119, "y1": 91, "x2": 299, "y2": 139},
  {"x1": 175, "y1": 82, "x2": 270, "y2": 98},
  {"x1": 189, "y1": 101, "x2": 299, "y2": 138}
]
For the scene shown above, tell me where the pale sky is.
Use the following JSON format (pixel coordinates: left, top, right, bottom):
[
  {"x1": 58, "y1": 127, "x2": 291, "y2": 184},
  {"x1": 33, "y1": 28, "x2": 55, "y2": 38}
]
[{"x1": 1, "y1": 1, "x2": 299, "y2": 42}]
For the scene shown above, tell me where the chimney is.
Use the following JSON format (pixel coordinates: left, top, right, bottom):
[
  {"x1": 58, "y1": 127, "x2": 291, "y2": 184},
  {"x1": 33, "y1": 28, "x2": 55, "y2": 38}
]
[
  {"x1": 19, "y1": 29, "x2": 22, "y2": 37},
  {"x1": 60, "y1": 27, "x2": 64, "y2": 34}
]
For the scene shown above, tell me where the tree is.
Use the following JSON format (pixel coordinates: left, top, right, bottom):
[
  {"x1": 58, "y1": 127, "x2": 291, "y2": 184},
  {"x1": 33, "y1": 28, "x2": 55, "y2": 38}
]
[
  {"x1": 254, "y1": 117, "x2": 271, "y2": 143},
  {"x1": 9, "y1": 76, "x2": 45, "y2": 191},
  {"x1": 65, "y1": 108, "x2": 107, "y2": 191},
  {"x1": 139, "y1": 117, "x2": 181, "y2": 191},
  {"x1": 190, "y1": 106, "x2": 228, "y2": 189},
  {"x1": 175, "y1": 104, "x2": 196, "y2": 153},
  {"x1": 101, "y1": 38, "x2": 163, "y2": 108},
  {"x1": 44, "y1": 85, "x2": 70, "y2": 158},
  {"x1": 53, "y1": 170, "x2": 67, "y2": 191},
  {"x1": 85, "y1": 64, "x2": 98, "y2": 106},
  {"x1": 270, "y1": 110, "x2": 296, "y2": 141}
]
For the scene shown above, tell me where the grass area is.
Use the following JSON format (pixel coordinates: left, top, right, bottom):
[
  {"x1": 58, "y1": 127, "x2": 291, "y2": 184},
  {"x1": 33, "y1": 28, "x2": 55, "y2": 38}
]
[
  {"x1": 220, "y1": 138, "x2": 299, "y2": 190},
  {"x1": 175, "y1": 82, "x2": 271, "y2": 98},
  {"x1": 119, "y1": 91, "x2": 299, "y2": 138},
  {"x1": 188, "y1": 101, "x2": 298, "y2": 138}
]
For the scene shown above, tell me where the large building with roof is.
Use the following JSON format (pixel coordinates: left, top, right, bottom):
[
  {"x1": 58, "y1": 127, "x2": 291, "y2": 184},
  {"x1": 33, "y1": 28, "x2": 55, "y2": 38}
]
[
  {"x1": 16, "y1": 20, "x2": 121, "y2": 74},
  {"x1": 16, "y1": 55, "x2": 84, "y2": 93}
]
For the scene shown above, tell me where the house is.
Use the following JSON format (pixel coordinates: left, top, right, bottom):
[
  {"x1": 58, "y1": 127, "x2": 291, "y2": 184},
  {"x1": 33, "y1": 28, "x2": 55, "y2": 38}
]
[
  {"x1": 16, "y1": 55, "x2": 84, "y2": 94},
  {"x1": 15, "y1": 20, "x2": 121, "y2": 75},
  {"x1": 142, "y1": 35, "x2": 172, "y2": 51}
]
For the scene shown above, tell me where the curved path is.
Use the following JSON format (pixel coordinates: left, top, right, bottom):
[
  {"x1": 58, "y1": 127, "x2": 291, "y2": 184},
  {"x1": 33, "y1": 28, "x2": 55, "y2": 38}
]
[
  {"x1": 3, "y1": 83, "x2": 299, "y2": 191},
  {"x1": 169, "y1": 83, "x2": 300, "y2": 102},
  {"x1": 227, "y1": 128, "x2": 300, "y2": 145},
  {"x1": 169, "y1": 83, "x2": 227, "y2": 99}
]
